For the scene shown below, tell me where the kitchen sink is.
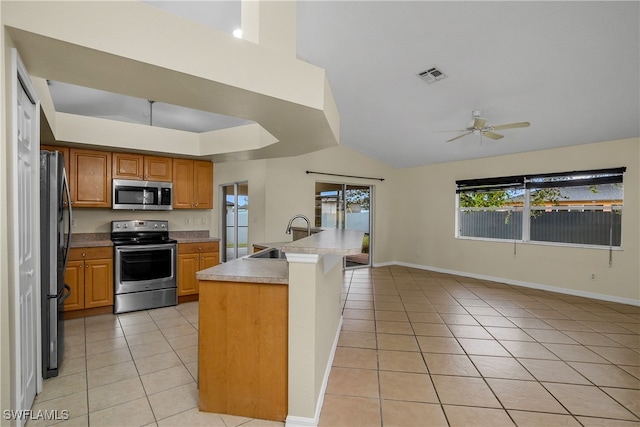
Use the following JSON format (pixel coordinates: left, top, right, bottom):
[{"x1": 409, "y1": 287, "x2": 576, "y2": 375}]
[{"x1": 245, "y1": 247, "x2": 287, "y2": 260}]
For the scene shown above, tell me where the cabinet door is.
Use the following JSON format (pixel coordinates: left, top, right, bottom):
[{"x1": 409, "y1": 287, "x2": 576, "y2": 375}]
[
  {"x1": 172, "y1": 159, "x2": 194, "y2": 209},
  {"x1": 112, "y1": 152, "x2": 143, "y2": 180},
  {"x1": 84, "y1": 259, "x2": 114, "y2": 309},
  {"x1": 201, "y1": 252, "x2": 220, "y2": 270},
  {"x1": 144, "y1": 156, "x2": 172, "y2": 182},
  {"x1": 178, "y1": 253, "x2": 200, "y2": 296},
  {"x1": 63, "y1": 260, "x2": 85, "y2": 311},
  {"x1": 193, "y1": 160, "x2": 213, "y2": 209},
  {"x1": 70, "y1": 149, "x2": 112, "y2": 208}
]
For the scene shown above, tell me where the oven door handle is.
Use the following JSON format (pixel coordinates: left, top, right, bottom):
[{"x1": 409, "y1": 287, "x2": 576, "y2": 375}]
[{"x1": 115, "y1": 243, "x2": 176, "y2": 252}]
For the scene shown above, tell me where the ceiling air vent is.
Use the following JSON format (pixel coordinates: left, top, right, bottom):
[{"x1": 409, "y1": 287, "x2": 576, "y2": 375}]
[{"x1": 418, "y1": 67, "x2": 447, "y2": 84}]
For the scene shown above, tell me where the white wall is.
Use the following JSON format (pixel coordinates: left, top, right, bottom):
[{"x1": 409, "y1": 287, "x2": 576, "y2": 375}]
[
  {"x1": 392, "y1": 138, "x2": 639, "y2": 303},
  {"x1": 216, "y1": 138, "x2": 639, "y2": 304},
  {"x1": 71, "y1": 208, "x2": 215, "y2": 234},
  {"x1": 213, "y1": 145, "x2": 395, "y2": 260}
]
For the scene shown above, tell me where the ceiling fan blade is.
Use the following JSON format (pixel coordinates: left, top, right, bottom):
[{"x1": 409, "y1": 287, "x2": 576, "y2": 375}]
[
  {"x1": 473, "y1": 117, "x2": 487, "y2": 129},
  {"x1": 491, "y1": 122, "x2": 530, "y2": 131},
  {"x1": 483, "y1": 131, "x2": 504, "y2": 140},
  {"x1": 446, "y1": 132, "x2": 472, "y2": 142},
  {"x1": 434, "y1": 129, "x2": 468, "y2": 133}
]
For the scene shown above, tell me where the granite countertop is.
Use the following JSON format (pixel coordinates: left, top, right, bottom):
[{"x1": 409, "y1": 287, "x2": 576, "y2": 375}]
[
  {"x1": 197, "y1": 229, "x2": 365, "y2": 284},
  {"x1": 172, "y1": 236, "x2": 221, "y2": 244},
  {"x1": 254, "y1": 230, "x2": 364, "y2": 256},
  {"x1": 281, "y1": 229, "x2": 364, "y2": 255},
  {"x1": 197, "y1": 258, "x2": 288, "y2": 284},
  {"x1": 68, "y1": 233, "x2": 112, "y2": 248},
  {"x1": 252, "y1": 241, "x2": 292, "y2": 250}
]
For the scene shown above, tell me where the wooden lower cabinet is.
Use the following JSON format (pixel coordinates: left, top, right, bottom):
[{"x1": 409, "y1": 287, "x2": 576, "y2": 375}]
[
  {"x1": 64, "y1": 247, "x2": 113, "y2": 315},
  {"x1": 63, "y1": 260, "x2": 85, "y2": 311},
  {"x1": 199, "y1": 279, "x2": 288, "y2": 421},
  {"x1": 177, "y1": 241, "x2": 220, "y2": 298}
]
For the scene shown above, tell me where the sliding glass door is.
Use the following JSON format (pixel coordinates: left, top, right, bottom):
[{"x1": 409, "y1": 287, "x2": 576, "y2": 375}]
[
  {"x1": 221, "y1": 182, "x2": 248, "y2": 262},
  {"x1": 315, "y1": 182, "x2": 372, "y2": 268}
]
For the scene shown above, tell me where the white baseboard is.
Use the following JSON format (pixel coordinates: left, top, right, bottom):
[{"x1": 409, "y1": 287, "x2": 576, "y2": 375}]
[
  {"x1": 285, "y1": 317, "x2": 343, "y2": 427},
  {"x1": 392, "y1": 261, "x2": 640, "y2": 307},
  {"x1": 285, "y1": 415, "x2": 317, "y2": 427}
]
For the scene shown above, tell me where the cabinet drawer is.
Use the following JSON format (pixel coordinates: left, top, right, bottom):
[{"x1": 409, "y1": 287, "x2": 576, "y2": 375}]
[
  {"x1": 178, "y1": 241, "x2": 219, "y2": 254},
  {"x1": 69, "y1": 246, "x2": 113, "y2": 260}
]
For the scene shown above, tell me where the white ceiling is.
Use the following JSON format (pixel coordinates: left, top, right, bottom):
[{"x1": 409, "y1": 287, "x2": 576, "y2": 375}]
[{"x1": 49, "y1": 1, "x2": 640, "y2": 169}]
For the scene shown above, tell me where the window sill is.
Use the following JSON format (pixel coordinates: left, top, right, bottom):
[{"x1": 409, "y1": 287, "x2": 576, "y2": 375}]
[{"x1": 455, "y1": 236, "x2": 623, "y2": 251}]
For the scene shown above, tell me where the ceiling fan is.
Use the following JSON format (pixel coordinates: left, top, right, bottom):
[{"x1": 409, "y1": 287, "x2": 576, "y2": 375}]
[{"x1": 443, "y1": 110, "x2": 530, "y2": 142}]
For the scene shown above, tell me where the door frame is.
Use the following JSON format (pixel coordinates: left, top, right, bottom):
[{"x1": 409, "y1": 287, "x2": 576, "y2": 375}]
[
  {"x1": 220, "y1": 181, "x2": 249, "y2": 262},
  {"x1": 10, "y1": 48, "x2": 42, "y2": 421},
  {"x1": 314, "y1": 181, "x2": 374, "y2": 269}
]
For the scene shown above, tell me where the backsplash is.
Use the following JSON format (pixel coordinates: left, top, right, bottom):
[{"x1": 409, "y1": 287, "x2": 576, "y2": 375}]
[{"x1": 71, "y1": 208, "x2": 215, "y2": 234}]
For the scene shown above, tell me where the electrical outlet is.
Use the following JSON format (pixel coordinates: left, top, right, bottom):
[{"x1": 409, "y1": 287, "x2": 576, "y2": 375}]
[
  {"x1": 193, "y1": 217, "x2": 200, "y2": 226},
  {"x1": 591, "y1": 273, "x2": 596, "y2": 280},
  {"x1": 416, "y1": 249, "x2": 421, "y2": 257},
  {"x1": 71, "y1": 218, "x2": 77, "y2": 227},
  {"x1": 201, "y1": 216, "x2": 208, "y2": 226},
  {"x1": 185, "y1": 217, "x2": 192, "y2": 226}
]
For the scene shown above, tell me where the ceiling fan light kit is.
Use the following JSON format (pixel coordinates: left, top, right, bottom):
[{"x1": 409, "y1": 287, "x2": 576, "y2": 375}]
[{"x1": 443, "y1": 110, "x2": 530, "y2": 143}]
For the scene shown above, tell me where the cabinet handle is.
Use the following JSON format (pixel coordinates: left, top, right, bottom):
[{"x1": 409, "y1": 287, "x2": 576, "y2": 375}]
[
  {"x1": 82, "y1": 253, "x2": 86, "y2": 257},
  {"x1": 85, "y1": 264, "x2": 89, "y2": 268}
]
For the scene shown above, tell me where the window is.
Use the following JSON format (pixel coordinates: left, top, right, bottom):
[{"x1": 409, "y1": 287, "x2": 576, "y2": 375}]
[{"x1": 456, "y1": 168, "x2": 625, "y2": 247}]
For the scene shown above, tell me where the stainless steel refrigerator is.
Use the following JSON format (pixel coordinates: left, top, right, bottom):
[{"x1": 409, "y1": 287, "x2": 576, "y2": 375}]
[{"x1": 40, "y1": 150, "x2": 72, "y2": 379}]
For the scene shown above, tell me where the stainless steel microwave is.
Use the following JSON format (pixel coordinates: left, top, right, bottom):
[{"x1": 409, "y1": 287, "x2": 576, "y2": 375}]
[{"x1": 112, "y1": 179, "x2": 173, "y2": 210}]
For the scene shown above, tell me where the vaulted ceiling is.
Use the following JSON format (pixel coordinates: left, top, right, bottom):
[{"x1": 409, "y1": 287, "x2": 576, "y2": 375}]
[{"x1": 25, "y1": 1, "x2": 640, "y2": 168}]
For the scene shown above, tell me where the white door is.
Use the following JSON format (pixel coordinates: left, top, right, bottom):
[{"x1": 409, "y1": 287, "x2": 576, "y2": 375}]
[{"x1": 13, "y1": 50, "x2": 40, "y2": 420}]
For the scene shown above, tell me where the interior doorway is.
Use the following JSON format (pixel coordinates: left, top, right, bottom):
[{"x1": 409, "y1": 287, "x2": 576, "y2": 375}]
[
  {"x1": 221, "y1": 182, "x2": 248, "y2": 262},
  {"x1": 314, "y1": 182, "x2": 372, "y2": 268}
]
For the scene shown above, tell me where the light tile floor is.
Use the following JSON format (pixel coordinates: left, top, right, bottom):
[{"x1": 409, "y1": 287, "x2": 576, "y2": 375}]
[
  {"x1": 28, "y1": 301, "x2": 283, "y2": 427},
  {"x1": 319, "y1": 266, "x2": 640, "y2": 426},
  {"x1": 29, "y1": 266, "x2": 639, "y2": 426}
]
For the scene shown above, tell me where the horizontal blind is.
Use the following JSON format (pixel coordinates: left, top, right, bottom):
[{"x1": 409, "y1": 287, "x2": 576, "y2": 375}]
[
  {"x1": 455, "y1": 175, "x2": 524, "y2": 193},
  {"x1": 525, "y1": 167, "x2": 626, "y2": 190}
]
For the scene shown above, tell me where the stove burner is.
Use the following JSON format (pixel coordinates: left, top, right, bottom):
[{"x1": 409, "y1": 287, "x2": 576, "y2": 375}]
[{"x1": 110, "y1": 220, "x2": 176, "y2": 246}]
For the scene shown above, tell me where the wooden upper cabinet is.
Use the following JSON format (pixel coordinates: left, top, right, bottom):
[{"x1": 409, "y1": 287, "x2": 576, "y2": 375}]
[
  {"x1": 173, "y1": 159, "x2": 194, "y2": 209},
  {"x1": 173, "y1": 159, "x2": 213, "y2": 209},
  {"x1": 144, "y1": 156, "x2": 172, "y2": 182},
  {"x1": 113, "y1": 153, "x2": 172, "y2": 182},
  {"x1": 69, "y1": 149, "x2": 112, "y2": 208},
  {"x1": 112, "y1": 153, "x2": 143, "y2": 180},
  {"x1": 193, "y1": 160, "x2": 213, "y2": 209}
]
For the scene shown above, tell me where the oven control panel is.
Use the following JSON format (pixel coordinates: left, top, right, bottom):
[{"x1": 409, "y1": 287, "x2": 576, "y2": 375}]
[{"x1": 111, "y1": 220, "x2": 168, "y2": 233}]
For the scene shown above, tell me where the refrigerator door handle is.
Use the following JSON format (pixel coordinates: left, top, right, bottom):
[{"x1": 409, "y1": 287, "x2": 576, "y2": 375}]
[
  {"x1": 62, "y1": 168, "x2": 72, "y2": 273},
  {"x1": 59, "y1": 284, "x2": 71, "y2": 304}
]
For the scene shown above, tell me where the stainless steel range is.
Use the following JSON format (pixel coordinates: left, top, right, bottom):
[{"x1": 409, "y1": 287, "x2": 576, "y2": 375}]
[{"x1": 111, "y1": 220, "x2": 177, "y2": 314}]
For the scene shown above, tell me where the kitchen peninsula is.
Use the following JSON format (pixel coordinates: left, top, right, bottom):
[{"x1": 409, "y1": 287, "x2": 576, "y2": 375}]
[{"x1": 196, "y1": 229, "x2": 365, "y2": 425}]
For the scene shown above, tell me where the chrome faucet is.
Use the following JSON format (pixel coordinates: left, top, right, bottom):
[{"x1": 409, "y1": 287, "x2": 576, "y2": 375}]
[{"x1": 286, "y1": 214, "x2": 311, "y2": 236}]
